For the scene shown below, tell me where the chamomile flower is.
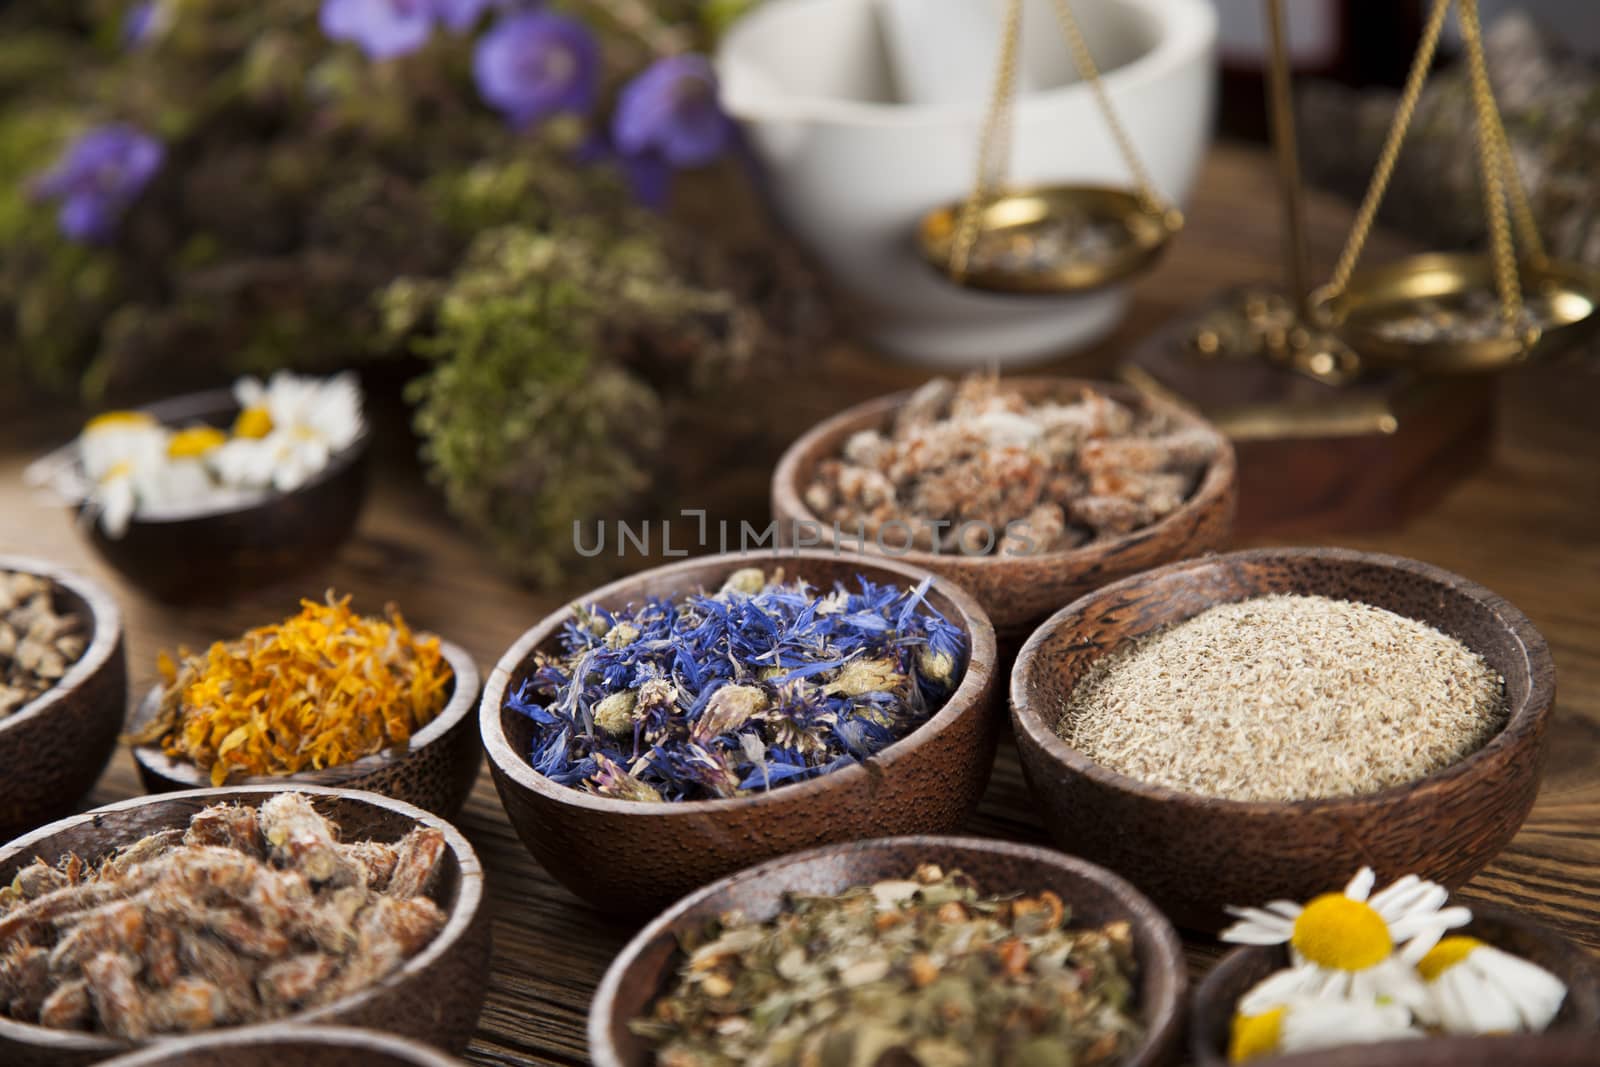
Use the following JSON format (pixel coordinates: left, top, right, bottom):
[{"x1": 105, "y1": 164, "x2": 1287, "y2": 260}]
[
  {"x1": 77, "y1": 411, "x2": 169, "y2": 537},
  {"x1": 212, "y1": 372, "x2": 364, "y2": 492},
  {"x1": 1224, "y1": 868, "x2": 1471, "y2": 1014},
  {"x1": 1415, "y1": 936, "x2": 1567, "y2": 1035},
  {"x1": 1228, "y1": 995, "x2": 1421, "y2": 1063}
]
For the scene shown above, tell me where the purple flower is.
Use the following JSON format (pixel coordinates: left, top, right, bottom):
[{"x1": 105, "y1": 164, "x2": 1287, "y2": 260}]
[
  {"x1": 31, "y1": 124, "x2": 164, "y2": 243},
  {"x1": 473, "y1": 11, "x2": 599, "y2": 127},
  {"x1": 320, "y1": 0, "x2": 435, "y2": 60},
  {"x1": 433, "y1": 0, "x2": 499, "y2": 33},
  {"x1": 612, "y1": 54, "x2": 733, "y2": 168},
  {"x1": 122, "y1": 1, "x2": 166, "y2": 48}
]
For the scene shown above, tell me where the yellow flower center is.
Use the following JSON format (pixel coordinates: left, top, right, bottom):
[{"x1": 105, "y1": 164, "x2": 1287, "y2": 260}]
[
  {"x1": 85, "y1": 410, "x2": 156, "y2": 434},
  {"x1": 1417, "y1": 936, "x2": 1484, "y2": 982},
  {"x1": 1228, "y1": 1007, "x2": 1285, "y2": 1063},
  {"x1": 1290, "y1": 893, "x2": 1393, "y2": 971},
  {"x1": 233, "y1": 406, "x2": 274, "y2": 439},
  {"x1": 167, "y1": 426, "x2": 227, "y2": 458}
]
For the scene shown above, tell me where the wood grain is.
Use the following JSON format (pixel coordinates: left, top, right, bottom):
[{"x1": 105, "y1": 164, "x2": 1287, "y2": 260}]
[{"x1": 0, "y1": 145, "x2": 1595, "y2": 1065}]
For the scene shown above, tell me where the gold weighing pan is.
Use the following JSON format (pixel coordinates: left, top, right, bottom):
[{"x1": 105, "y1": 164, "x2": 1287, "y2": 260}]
[
  {"x1": 1315, "y1": 252, "x2": 1600, "y2": 374},
  {"x1": 918, "y1": 185, "x2": 1182, "y2": 295}
]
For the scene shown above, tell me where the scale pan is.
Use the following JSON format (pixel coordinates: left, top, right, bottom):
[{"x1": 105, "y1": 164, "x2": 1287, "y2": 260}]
[
  {"x1": 1317, "y1": 252, "x2": 1600, "y2": 373},
  {"x1": 918, "y1": 185, "x2": 1180, "y2": 295}
]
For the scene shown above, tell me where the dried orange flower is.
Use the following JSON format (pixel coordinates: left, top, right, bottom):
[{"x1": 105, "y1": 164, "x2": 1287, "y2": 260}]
[{"x1": 131, "y1": 593, "x2": 452, "y2": 785}]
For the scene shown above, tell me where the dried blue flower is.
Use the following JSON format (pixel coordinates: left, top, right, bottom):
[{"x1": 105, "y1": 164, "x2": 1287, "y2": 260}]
[
  {"x1": 473, "y1": 11, "x2": 600, "y2": 128},
  {"x1": 122, "y1": 1, "x2": 168, "y2": 48},
  {"x1": 31, "y1": 124, "x2": 164, "y2": 244},
  {"x1": 510, "y1": 571, "x2": 967, "y2": 803},
  {"x1": 320, "y1": 0, "x2": 435, "y2": 61}
]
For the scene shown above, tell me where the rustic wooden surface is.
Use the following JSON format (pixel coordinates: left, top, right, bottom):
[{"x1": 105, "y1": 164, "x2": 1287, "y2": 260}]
[{"x1": 0, "y1": 145, "x2": 1596, "y2": 1065}]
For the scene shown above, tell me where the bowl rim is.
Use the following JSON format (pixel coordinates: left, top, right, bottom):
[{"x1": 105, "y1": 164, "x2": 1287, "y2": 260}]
[
  {"x1": 1009, "y1": 546, "x2": 1556, "y2": 815},
  {"x1": 128, "y1": 639, "x2": 479, "y2": 790},
  {"x1": 716, "y1": 0, "x2": 1217, "y2": 130},
  {"x1": 1187, "y1": 903, "x2": 1600, "y2": 1066},
  {"x1": 769, "y1": 375, "x2": 1237, "y2": 569},
  {"x1": 0, "y1": 554, "x2": 123, "y2": 739},
  {"x1": 479, "y1": 548, "x2": 997, "y2": 816},
  {"x1": 587, "y1": 833, "x2": 1189, "y2": 1067},
  {"x1": 0, "y1": 784, "x2": 484, "y2": 1054},
  {"x1": 97, "y1": 1022, "x2": 465, "y2": 1067},
  {"x1": 30, "y1": 386, "x2": 370, "y2": 527}
]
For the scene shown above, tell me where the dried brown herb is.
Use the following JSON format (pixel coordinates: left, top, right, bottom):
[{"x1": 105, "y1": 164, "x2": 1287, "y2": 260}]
[
  {"x1": 0, "y1": 793, "x2": 446, "y2": 1038},
  {"x1": 0, "y1": 571, "x2": 87, "y2": 721},
  {"x1": 632, "y1": 864, "x2": 1143, "y2": 1067}
]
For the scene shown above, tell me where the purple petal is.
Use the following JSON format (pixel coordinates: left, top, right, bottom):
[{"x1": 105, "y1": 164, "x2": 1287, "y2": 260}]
[
  {"x1": 433, "y1": 0, "x2": 497, "y2": 33},
  {"x1": 321, "y1": 0, "x2": 435, "y2": 60},
  {"x1": 31, "y1": 124, "x2": 164, "y2": 242},
  {"x1": 622, "y1": 151, "x2": 673, "y2": 210},
  {"x1": 59, "y1": 196, "x2": 113, "y2": 243}
]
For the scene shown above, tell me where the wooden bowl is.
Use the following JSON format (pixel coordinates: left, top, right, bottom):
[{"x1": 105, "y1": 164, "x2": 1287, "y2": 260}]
[
  {"x1": 1010, "y1": 547, "x2": 1555, "y2": 931},
  {"x1": 589, "y1": 835, "x2": 1189, "y2": 1067},
  {"x1": 42, "y1": 388, "x2": 369, "y2": 604},
  {"x1": 770, "y1": 377, "x2": 1237, "y2": 637},
  {"x1": 0, "y1": 785, "x2": 490, "y2": 1067},
  {"x1": 1189, "y1": 906, "x2": 1600, "y2": 1066},
  {"x1": 0, "y1": 555, "x2": 126, "y2": 840},
  {"x1": 480, "y1": 549, "x2": 999, "y2": 915},
  {"x1": 127, "y1": 641, "x2": 482, "y2": 820},
  {"x1": 98, "y1": 1024, "x2": 465, "y2": 1067}
]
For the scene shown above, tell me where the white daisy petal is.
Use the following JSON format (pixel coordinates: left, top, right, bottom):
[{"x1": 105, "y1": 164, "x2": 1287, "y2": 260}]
[
  {"x1": 1239, "y1": 963, "x2": 1322, "y2": 1015},
  {"x1": 1345, "y1": 867, "x2": 1377, "y2": 902}
]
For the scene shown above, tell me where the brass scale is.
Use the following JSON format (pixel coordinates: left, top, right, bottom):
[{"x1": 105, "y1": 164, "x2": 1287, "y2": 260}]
[{"x1": 917, "y1": 0, "x2": 1600, "y2": 392}]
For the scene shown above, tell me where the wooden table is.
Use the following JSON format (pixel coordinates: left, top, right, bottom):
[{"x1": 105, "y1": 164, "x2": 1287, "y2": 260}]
[{"x1": 1, "y1": 145, "x2": 1596, "y2": 1065}]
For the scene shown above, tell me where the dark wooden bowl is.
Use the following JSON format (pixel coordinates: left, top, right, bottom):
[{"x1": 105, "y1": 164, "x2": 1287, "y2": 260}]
[
  {"x1": 0, "y1": 785, "x2": 490, "y2": 1067},
  {"x1": 127, "y1": 641, "x2": 482, "y2": 820},
  {"x1": 1010, "y1": 547, "x2": 1556, "y2": 932},
  {"x1": 589, "y1": 835, "x2": 1188, "y2": 1067},
  {"x1": 1229, "y1": 1033, "x2": 1600, "y2": 1067},
  {"x1": 770, "y1": 378, "x2": 1237, "y2": 637},
  {"x1": 0, "y1": 555, "x2": 126, "y2": 840},
  {"x1": 44, "y1": 388, "x2": 368, "y2": 604},
  {"x1": 98, "y1": 1024, "x2": 464, "y2": 1067},
  {"x1": 1190, "y1": 907, "x2": 1600, "y2": 1066},
  {"x1": 480, "y1": 549, "x2": 1000, "y2": 916}
]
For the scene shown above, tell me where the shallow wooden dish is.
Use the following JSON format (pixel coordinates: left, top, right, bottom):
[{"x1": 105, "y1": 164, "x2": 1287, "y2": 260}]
[
  {"x1": 0, "y1": 785, "x2": 490, "y2": 1067},
  {"x1": 1010, "y1": 547, "x2": 1555, "y2": 931},
  {"x1": 770, "y1": 377, "x2": 1237, "y2": 637},
  {"x1": 1189, "y1": 907, "x2": 1600, "y2": 1066},
  {"x1": 127, "y1": 641, "x2": 481, "y2": 820},
  {"x1": 589, "y1": 835, "x2": 1188, "y2": 1067},
  {"x1": 0, "y1": 555, "x2": 126, "y2": 840},
  {"x1": 99, "y1": 1024, "x2": 464, "y2": 1067},
  {"x1": 40, "y1": 388, "x2": 369, "y2": 604},
  {"x1": 480, "y1": 549, "x2": 999, "y2": 915}
]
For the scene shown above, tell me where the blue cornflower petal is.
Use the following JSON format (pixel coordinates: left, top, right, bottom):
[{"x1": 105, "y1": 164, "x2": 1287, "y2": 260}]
[{"x1": 473, "y1": 11, "x2": 600, "y2": 128}]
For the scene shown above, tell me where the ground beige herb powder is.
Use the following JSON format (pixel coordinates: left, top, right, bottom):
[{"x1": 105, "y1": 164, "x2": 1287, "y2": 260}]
[{"x1": 1058, "y1": 594, "x2": 1507, "y2": 802}]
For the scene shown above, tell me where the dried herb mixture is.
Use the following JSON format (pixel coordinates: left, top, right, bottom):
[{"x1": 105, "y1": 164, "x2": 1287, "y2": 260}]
[
  {"x1": 804, "y1": 374, "x2": 1217, "y2": 557},
  {"x1": 506, "y1": 569, "x2": 966, "y2": 802},
  {"x1": 0, "y1": 571, "x2": 86, "y2": 722},
  {"x1": 632, "y1": 864, "x2": 1144, "y2": 1067},
  {"x1": 128, "y1": 593, "x2": 453, "y2": 786},
  {"x1": 0, "y1": 793, "x2": 447, "y2": 1038}
]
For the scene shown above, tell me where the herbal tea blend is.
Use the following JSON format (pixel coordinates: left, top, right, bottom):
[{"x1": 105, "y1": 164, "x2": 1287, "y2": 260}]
[
  {"x1": 507, "y1": 569, "x2": 966, "y2": 802},
  {"x1": 129, "y1": 593, "x2": 453, "y2": 786},
  {"x1": 804, "y1": 373, "x2": 1217, "y2": 556},
  {"x1": 1371, "y1": 290, "x2": 1557, "y2": 345},
  {"x1": 1059, "y1": 594, "x2": 1506, "y2": 802},
  {"x1": 0, "y1": 793, "x2": 447, "y2": 1038},
  {"x1": 964, "y1": 207, "x2": 1127, "y2": 276},
  {"x1": 30, "y1": 371, "x2": 363, "y2": 538},
  {"x1": 1221, "y1": 867, "x2": 1567, "y2": 1062},
  {"x1": 0, "y1": 570, "x2": 86, "y2": 721},
  {"x1": 631, "y1": 863, "x2": 1144, "y2": 1067}
]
